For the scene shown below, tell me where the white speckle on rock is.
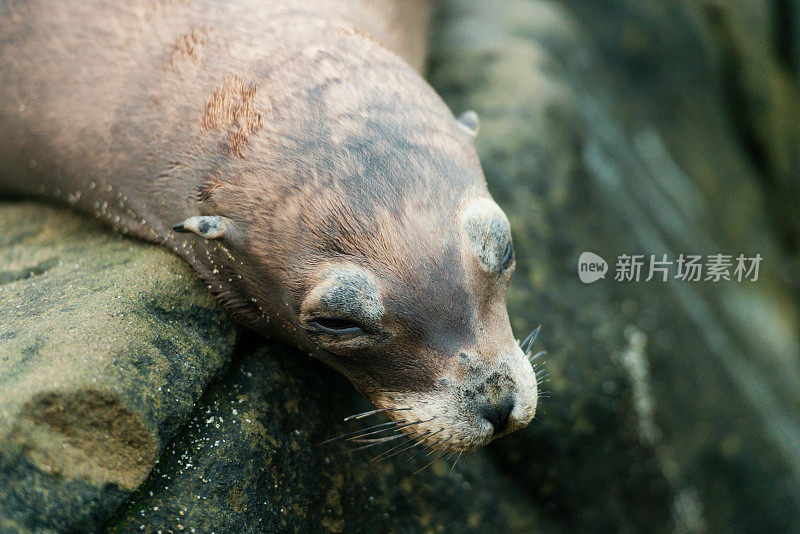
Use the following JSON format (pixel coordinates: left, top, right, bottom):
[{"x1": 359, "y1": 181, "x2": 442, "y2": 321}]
[{"x1": 619, "y1": 327, "x2": 658, "y2": 444}]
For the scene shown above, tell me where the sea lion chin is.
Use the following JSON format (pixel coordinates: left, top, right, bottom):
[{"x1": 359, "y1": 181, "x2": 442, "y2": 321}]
[{"x1": 0, "y1": 0, "x2": 539, "y2": 452}]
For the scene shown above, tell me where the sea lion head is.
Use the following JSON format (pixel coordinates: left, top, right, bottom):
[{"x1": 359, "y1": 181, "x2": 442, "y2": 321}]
[
  {"x1": 177, "y1": 124, "x2": 539, "y2": 452},
  {"x1": 174, "y1": 36, "x2": 539, "y2": 452},
  {"x1": 292, "y1": 193, "x2": 538, "y2": 453},
  {"x1": 178, "y1": 105, "x2": 540, "y2": 452}
]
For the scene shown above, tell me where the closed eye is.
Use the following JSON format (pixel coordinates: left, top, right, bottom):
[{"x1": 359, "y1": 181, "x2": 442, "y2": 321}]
[
  {"x1": 500, "y1": 241, "x2": 514, "y2": 272},
  {"x1": 309, "y1": 317, "x2": 365, "y2": 336}
]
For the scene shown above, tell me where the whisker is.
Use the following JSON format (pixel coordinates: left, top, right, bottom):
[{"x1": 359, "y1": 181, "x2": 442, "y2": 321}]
[
  {"x1": 370, "y1": 431, "x2": 431, "y2": 463},
  {"x1": 407, "y1": 431, "x2": 444, "y2": 462},
  {"x1": 519, "y1": 329, "x2": 536, "y2": 352},
  {"x1": 318, "y1": 420, "x2": 401, "y2": 445},
  {"x1": 413, "y1": 446, "x2": 450, "y2": 475},
  {"x1": 412, "y1": 459, "x2": 437, "y2": 474},
  {"x1": 345, "y1": 418, "x2": 433, "y2": 442},
  {"x1": 406, "y1": 428, "x2": 444, "y2": 462},
  {"x1": 528, "y1": 351, "x2": 546, "y2": 362},
  {"x1": 426, "y1": 436, "x2": 452, "y2": 457},
  {"x1": 522, "y1": 324, "x2": 542, "y2": 354},
  {"x1": 349, "y1": 433, "x2": 407, "y2": 451},
  {"x1": 351, "y1": 433, "x2": 407, "y2": 444},
  {"x1": 450, "y1": 450, "x2": 463, "y2": 473},
  {"x1": 343, "y1": 407, "x2": 411, "y2": 421}
]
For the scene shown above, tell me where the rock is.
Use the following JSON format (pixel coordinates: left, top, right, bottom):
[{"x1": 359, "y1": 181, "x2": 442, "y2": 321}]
[
  {"x1": 0, "y1": 202, "x2": 238, "y2": 533},
  {"x1": 3, "y1": 0, "x2": 800, "y2": 530},
  {"x1": 793, "y1": 2, "x2": 800, "y2": 82},
  {"x1": 0, "y1": 202, "x2": 557, "y2": 533},
  {"x1": 108, "y1": 337, "x2": 558, "y2": 534},
  {"x1": 429, "y1": 0, "x2": 800, "y2": 532},
  {"x1": 698, "y1": 0, "x2": 800, "y2": 293}
]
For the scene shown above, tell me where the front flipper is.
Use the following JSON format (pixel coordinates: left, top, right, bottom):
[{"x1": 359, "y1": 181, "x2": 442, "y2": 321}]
[{"x1": 172, "y1": 216, "x2": 228, "y2": 239}]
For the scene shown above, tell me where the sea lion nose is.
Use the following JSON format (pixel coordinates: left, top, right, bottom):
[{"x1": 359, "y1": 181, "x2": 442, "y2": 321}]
[{"x1": 482, "y1": 398, "x2": 514, "y2": 434}]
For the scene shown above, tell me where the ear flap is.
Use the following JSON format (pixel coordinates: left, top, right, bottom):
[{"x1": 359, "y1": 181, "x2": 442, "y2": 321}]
[
  {"x1": 457, "y1": 110, "x2": 480, "y2": 138},
  {"x1": 172, "y1": 215, "x2": 228, "y2": 239}
]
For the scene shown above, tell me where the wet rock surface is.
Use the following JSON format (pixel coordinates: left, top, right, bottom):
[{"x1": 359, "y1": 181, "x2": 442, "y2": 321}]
[{"x1": 1, "y1": 0, "x2": 799, "y2": 532}]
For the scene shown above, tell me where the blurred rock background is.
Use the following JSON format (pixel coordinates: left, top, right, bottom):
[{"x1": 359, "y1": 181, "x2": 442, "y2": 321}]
[{"x1": 1, "y1": 0, "x2": 798, "y2": 532}]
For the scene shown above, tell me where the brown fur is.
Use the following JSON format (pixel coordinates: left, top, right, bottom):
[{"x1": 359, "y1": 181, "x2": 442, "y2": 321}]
[
  {"x1": 0, "y1": 0, "x2": 537, "y2": 451},
  {"x1": 165, "y1": 25, "x2": 208, "y2": 70},
  {"x1": 201, "y1": 72, "x2": 265, "y2": 157}
]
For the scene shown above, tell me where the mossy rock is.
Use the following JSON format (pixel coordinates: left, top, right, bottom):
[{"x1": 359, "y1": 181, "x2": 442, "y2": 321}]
[{"x1": 0, "y1": 202, "x2": 237, "y2": 532}]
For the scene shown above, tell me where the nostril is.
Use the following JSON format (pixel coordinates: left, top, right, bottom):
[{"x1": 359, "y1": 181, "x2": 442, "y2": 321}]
[{"x1": 482, "y1": 399, "x2": 514, "y2": 434}]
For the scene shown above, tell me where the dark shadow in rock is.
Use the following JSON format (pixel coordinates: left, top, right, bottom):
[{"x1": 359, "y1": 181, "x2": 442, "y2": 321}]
[
  {"x1": 9, "y1": 389, "x2": 157, "y2": 491},
  {"x1": 0, "y1": 257, "x2": 60, "y2": 285}
]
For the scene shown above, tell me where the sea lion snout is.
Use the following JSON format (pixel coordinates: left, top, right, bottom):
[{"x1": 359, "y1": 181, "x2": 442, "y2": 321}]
[
  {"x1": 368, "y1": 342, "x2": 538, "y2": 452},
  {"x1": 456, "y1": 345, "x2": 538, "y2": 441},
  {"x1": 481, "y1": 398, "x2": 514, "y2": 434},
  {"x1": 295, "y1": 258, "x2": 538, "y2": 452}
]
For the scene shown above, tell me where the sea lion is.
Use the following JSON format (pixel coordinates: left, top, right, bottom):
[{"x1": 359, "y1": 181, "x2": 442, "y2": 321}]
[{"x1": 0, "y1": 0, "x2": 539, "y2": 452}]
